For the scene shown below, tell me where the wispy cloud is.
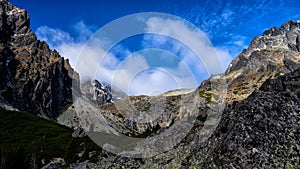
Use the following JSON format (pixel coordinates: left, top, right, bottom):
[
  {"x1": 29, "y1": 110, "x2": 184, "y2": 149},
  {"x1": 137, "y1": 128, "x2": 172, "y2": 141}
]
[
  {"x1": 161, "y1": 0, "x2": 288, "y2": 61},
  {"x1": 143, "y1": 17, "x2": 232, "y2": 76},
  {"x1": 36, "y1": 21, "x2": 95, "y2": 67}
]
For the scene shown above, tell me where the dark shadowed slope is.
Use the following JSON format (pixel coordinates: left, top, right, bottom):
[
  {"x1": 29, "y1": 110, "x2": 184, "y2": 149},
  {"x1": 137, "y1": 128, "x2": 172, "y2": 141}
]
[{"x1": 0, "y1": 108, "x2": 102, "y2": 169}]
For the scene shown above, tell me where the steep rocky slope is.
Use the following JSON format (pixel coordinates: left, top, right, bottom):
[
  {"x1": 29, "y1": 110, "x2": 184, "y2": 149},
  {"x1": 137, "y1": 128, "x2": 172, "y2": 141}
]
[
  {"x1": 197, "y1": 68, "x2": 300, "y2": 168},
  {"x1": 0, "y1": 0, "x2": 79, "y2": 119},
  {"x1": 224, "y1": 20, "x2": 300, "y2": 103},
  {"x1": 81, "y1": 80, "x2": 113, "y2": 104}
]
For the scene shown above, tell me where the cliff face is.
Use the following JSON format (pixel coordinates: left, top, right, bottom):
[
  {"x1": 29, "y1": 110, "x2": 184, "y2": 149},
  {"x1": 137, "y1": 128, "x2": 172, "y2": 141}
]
[
  {"x1": 0, "y1": 0, "x2": 79, "y2": 119},
  {"x1": 224, "y1": 21, "x2": 300, "y2": 103},
  {"x1": 196, "y1": 68, "x2": 300, "y2": 168}
]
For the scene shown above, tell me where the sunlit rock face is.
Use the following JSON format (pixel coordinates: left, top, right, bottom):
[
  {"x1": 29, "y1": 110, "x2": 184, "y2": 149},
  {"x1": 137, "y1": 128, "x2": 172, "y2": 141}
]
[{"x1": 224, "y1": 20, "x2": 300, "y2": 103}]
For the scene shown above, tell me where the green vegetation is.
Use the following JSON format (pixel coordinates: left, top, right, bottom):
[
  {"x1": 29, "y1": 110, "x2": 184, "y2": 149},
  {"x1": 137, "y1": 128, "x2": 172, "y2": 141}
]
[
  {"x1": 199, "y1": 90, "x2": 219, "y2": 102},
  {"x1": 199, "y1": 90, "x2": 212, "y2": 102},
  {"x1": 0, "y1": 109, "x2": 101, "y2": 169}
]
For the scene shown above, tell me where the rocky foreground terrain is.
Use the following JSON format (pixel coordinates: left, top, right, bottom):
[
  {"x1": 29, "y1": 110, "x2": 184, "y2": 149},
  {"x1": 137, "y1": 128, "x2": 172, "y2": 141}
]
[{"x1": 0, "y1": 0, "x2": 299, "y2": 168}]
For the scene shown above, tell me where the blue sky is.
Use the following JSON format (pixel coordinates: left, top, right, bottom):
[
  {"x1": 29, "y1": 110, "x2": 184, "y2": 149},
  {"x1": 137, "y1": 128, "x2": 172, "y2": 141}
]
[
  {"x1": 10, "y1": 0, "x2": 300, "y2": 48},
  {"x1": 9, "y1": 0, "x2": 300, "y2": 95}
]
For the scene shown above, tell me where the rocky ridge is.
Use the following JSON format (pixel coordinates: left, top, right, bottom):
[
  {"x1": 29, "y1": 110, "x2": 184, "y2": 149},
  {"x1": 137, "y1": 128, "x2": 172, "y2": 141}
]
[
  {"x1": 0, "y1": 0, "x2": 79, "y2": 119},
  {"x1": 223, "y1": 20, "x2": 300, "y2": 103},
  {"x1": 196, "y1": 68, "x2": 300, "y2": 168}
]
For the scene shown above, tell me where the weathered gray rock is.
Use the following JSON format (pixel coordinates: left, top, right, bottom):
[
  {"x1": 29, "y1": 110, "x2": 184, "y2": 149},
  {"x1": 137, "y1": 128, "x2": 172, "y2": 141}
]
[
  {"x1": 41, "y1": 162, "x2": 61, "y2": 169},
  {"x1": 69, "y1": 160, "x2": 97, "y2": 169},
  {"x1": 197, "y1": 69, "x2": 300, "y2": 168},
  {"x1": 72, "y1": 127, "x2": 86, "y2": 138}
]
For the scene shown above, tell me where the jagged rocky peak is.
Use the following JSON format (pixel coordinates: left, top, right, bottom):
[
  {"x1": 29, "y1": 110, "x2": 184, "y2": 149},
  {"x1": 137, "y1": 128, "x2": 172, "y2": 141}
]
[
  {"x1": 0, "y1": 0, "x2": 80, "y2": 119},
  {"x1": 252, "y1": 20, "x2": 300, "y2": 52},
  {"x1": 81, "y1": 79, "x2": 113, "y2": 104},
  {"x1": 222, "y1": 20, "x2": 300, "y2": 103},
  {"x1": 227, "y1": 20, "x2": 300, "y2": 74}
]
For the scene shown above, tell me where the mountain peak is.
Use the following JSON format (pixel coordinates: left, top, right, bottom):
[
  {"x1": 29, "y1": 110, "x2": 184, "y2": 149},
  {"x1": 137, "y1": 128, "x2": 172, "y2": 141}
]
[
  {"x1": 0, "y1": 0, "x2": 80, "y2": 119},
  {"x1": 222, "y1": 20, "x2": 300, "y2": 103},
  {"x1": 263, "y1": 20, "x2": 300, "y2": 36}
]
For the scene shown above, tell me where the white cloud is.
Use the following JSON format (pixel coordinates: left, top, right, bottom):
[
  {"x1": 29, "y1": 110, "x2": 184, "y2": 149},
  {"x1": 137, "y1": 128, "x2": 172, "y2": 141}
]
[
  {"x1": 144, "y1": 17, "x2": 229, "y2": 75},
  {"x1": 36, "y1": 21, "x2": 95, "y2": 68},
  {"x1": 221, "y1": 9, "x2": 234, "y2": 21},
  {"x1": 35, "y1": 18, "x2": 233, "y2": 96},
  {"x1": 128, "y1": 68, "x2": 179, "y2": 96},
  {"x1": 214, "y1": 47, "x2": 233, "y2": 71},
  {"x1": 36, "y1": 26, "x2": 74, "y2": 48}
]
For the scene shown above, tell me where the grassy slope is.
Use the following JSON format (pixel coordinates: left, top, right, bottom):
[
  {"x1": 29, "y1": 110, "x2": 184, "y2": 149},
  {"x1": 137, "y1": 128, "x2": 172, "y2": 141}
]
[{"x1": 0, "y1": 108, "x2": 101, "y2": 169}]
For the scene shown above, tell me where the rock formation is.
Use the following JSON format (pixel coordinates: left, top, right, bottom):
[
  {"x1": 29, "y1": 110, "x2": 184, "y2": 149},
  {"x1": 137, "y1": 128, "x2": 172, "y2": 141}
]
[
  {"x1": 224, "y1": 20, "x2": 300, "y2": 103},
  {"x1": 90, "y1": 69, "x2": 300, "y2": 169},
  {"x1": 0, "y1": 0, "x2": 79, "y2": 119},
  {"x1": 194, "y1": 68, "x2": 300, "y2": 168},
  {"x1": 81, "y1": 79, "x2": 113, "y2": 104}
]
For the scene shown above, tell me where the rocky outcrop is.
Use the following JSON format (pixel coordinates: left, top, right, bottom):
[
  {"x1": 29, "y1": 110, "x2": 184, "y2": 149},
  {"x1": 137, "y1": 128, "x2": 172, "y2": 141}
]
[
  {"x1": 97, "y1": 91, "x2": 201, "y2": 136},
  {"x1": 0, "y1": 0, "x2": 79, "y2": 119},
  {"x1": 0, "y1": 95, "x2": 16, "y2": 111},
  {"x1": 197, "y1": 68, "x2": 300, "y2": 168},
  {"x1": 69, "y1": 160, "x2": 97, "y2": 169},
  {"x1": 41, "y1": 162, "x2": 61, "y2": 169},
  {"x1": 72, "y1": 127, "x2": 86, "y2": 138},
  {"x1": 224, "y1": 20, "x2": 300, "y2": 103},
  {"x1": 81, "y1": 80, "x2": 113, "y2": 104}
]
